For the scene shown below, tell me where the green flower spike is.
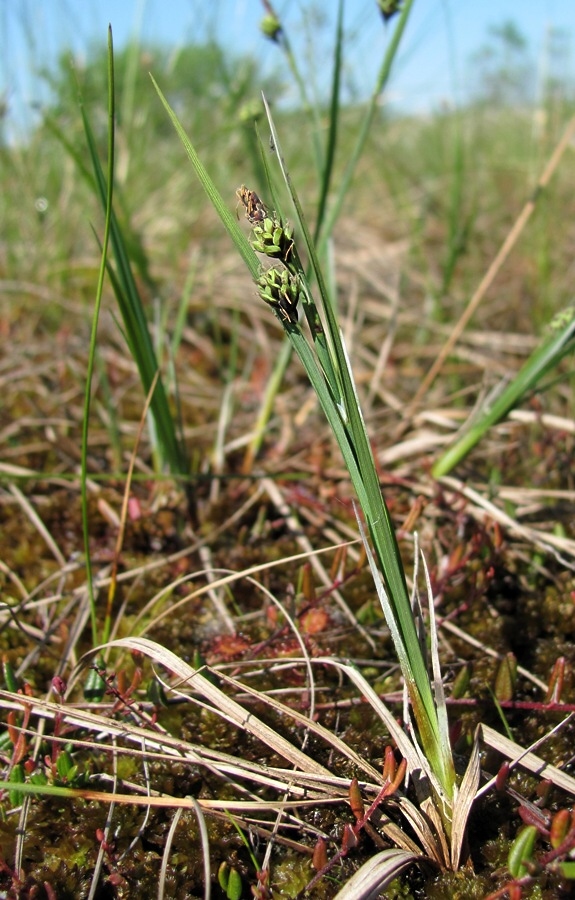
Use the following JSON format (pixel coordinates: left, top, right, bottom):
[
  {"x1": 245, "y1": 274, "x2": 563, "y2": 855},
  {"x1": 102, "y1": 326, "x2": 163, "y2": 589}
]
[
  {"x1": 260, "y1": 13, "x2": 282, "y2": 43},
  {"x1": 257, "y1": 267, "x2": 300, "y2": 324},
  {"x1": 252, "y1": 215, "x2": 294, "y2": 263}
]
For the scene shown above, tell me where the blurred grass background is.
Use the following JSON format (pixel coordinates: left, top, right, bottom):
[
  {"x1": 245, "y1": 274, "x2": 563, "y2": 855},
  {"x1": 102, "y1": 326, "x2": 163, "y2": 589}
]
[
  {"x1": 2, "y1": 2, "x2": 573, "y2": 319},
  {"x1": 1, "y1": 1, "x2": 574, "y2": 473}
]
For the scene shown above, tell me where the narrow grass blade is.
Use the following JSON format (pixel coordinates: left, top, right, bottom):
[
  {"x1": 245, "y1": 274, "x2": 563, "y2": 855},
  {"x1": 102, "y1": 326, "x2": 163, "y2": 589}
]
[
  {"x1": 150, "y1": 75, "x2": 260, "y2": 282},
  {"x1": 420, "y1": 549, "x2": 452, "y2": 774},
  {"x1": 355, "y1": 513, "x2": 456, "y2": 804},
  {"x1": 319, "y1": 0, "x2": 416, "y2": 251},
  {"x1": 314, "y1": 0, "x2": 344, "y2": 241},
  {"x1": 81, "y1": 106, "x2": 188, "y2": 478},
  {"x1": 80, "y1": 27, "x2": 115, "y2": 647},
  {"x1": 433, "y1": 308, "x2": 575, "y2": 477},
  {"x1": 262, "y1": 97, "x2": 443, "y2": 764}
]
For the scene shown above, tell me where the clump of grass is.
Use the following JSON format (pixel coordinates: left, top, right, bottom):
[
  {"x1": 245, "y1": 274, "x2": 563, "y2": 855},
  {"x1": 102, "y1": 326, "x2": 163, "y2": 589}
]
[
  {"x1": 152, "y1": 68, "x2": 482, "y2": 870},
  {"x1": 150, "y1": 38, "x2": 575, "y2": 885}
]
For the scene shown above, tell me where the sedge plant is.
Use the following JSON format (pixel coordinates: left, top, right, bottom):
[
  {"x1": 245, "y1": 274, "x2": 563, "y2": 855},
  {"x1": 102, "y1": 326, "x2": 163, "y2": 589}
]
[
  {"x1": 243, "y1": 0, "x2": 416, "y2": 469},
  {"x1": 152, "y1": 75, "x2": 482, "y2": 864}
]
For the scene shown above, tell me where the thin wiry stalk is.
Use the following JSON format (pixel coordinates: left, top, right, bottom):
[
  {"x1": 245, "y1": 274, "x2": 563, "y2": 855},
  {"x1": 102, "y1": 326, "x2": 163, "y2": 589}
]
[
  {"x1": 314, "y1": 0, "x2": 344, "y2": 241},
  {"x1": 87, "y1": 736, "x2": 118, "y2": 900},
  {"x1": 262, "y1": 3, "x2": 323, "y2": 174},
  {"x1": 318, "y1": 0, "x2": 416, "y2": 252},
  {"x1": 81, "y1": 26, "x2": 116, "y2": 647},
  {"x1": 158, "y1": 808, "x2": 185, "y2": 900},
  {"x1": 134, "y1": 546, "x2": 357, "y2": 636}
]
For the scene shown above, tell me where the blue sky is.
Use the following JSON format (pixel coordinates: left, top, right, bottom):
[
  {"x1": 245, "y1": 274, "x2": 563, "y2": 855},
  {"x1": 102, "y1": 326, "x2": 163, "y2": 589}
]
[{"x1": 1, "y1": 1, "x2": 574, "y2": 139}]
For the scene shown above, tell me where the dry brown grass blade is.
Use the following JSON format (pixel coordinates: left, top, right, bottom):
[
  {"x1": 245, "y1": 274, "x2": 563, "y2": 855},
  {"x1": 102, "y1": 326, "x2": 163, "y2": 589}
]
[
  {"x1": 408, "y1": 112, "x2": 575, "y2": 410},
  {"x1": 395, "y1": 795, "x2": 447, "y2": 865},
  {"x1": 0, "y1": 690, "x2": 356, "y2": 805},
  {"x1": 213, "y1": 666, "x2": 384, "y2": 785},
  {"x1": 479, "y1": 719, "x2": 575, "y2": 797},
  {"x1": 439, "y1": 476, "x2": 575, "y2": 568},
  {"x1": 1, "y1": 780, "x2": 342, "y2": 814},
  {"x1": 72, "y1": 637, "x2": 335, "y2": 778},
  {"x1": 331, "y1": 848, "x2": 422, "y2": 900},
  {"x1": 371, "y1": 809, "x2": 425, "y2": 856},
  {"x1": 8, "y1": 484, "x2": 66, "y2": 567},
  {"x1": 450, "y1": 727, "x2": 481, "y2": 870}
]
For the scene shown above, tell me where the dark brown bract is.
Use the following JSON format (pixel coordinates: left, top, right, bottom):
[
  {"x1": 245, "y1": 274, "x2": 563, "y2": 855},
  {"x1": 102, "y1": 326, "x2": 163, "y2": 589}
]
[{"x1": 236, "y1": 184, "x2": 268, "y2": 225}]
